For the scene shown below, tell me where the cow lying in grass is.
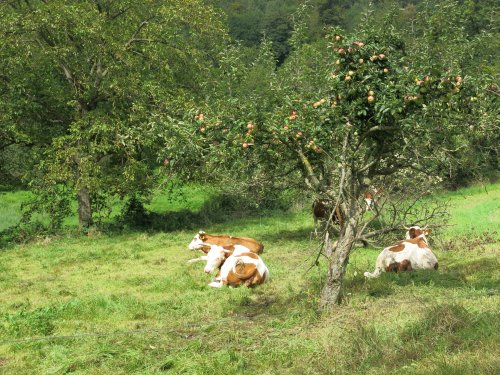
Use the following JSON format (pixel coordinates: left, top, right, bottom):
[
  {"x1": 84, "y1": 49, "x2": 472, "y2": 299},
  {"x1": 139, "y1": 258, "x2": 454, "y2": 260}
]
[
  {"x1": 188, "y1": 231, "x2": 264, "y2": 254},
  {"x1": 364, "y1": 225, "x2": 438, "y2": 278},
  {"x1": 188, "y1": 244, "x2": 270, "y2": 288}
]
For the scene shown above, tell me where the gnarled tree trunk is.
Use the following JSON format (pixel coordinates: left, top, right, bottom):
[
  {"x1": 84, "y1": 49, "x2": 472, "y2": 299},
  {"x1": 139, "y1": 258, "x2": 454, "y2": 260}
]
[{"x1": 320, "y1": 213, "x2": 359, "y2": 309}]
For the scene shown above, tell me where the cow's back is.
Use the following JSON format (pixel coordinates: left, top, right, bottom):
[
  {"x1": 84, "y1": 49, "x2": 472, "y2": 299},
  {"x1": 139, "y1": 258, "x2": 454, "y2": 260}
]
[{"x1": 205, "y1": 234, "x2": 264, "y2": 254}]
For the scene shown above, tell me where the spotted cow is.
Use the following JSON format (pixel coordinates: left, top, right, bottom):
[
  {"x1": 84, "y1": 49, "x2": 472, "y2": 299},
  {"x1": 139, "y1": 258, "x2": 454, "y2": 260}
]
[
  {"x1": 188, "y1": 231, "x2": 264, "y2": 254},
  {"x1": 207, "y1": 248, "x2": 270, "y2": 288},
  {"x1": 364, "y1": 226, "x2": 438, "y2": 278}
]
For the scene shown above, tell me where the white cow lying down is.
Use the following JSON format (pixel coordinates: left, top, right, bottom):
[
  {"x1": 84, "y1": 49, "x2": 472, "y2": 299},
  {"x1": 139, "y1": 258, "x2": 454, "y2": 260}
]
[
  {"x1": 188, "y1": 244, "x2": 269, "y2": 288},
  {"x1": 364, "y1": 226, "x2": 438, "y2": 278}
]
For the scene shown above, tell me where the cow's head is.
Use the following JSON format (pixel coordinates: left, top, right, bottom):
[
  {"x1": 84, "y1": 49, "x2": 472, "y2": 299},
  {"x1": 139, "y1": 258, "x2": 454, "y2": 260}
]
[
  {"x1": 405, "y1": 225, "x2": 432, "y2": 240},
  {"x1": 188, "y1": 231, "x2": 208, "y2": 250},
  {"x1": 203, "y1": 245, "x2": 231, "y2": 274}
]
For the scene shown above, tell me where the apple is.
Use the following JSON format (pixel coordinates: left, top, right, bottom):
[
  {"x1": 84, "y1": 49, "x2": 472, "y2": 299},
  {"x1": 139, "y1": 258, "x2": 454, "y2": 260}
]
[
  {"x1": 358, "y1": 58, "x2": 364, "y2": 64},
  {"x1": 200, "y1": 127, "x2": 206, "y2": 132},
  {"x1": 367, "y1": 95, "x2": 375, "y2": 103},
  {"x1": 283, "y1": 125, "x2": 289, "y2": 130},
  {"x1": 242, "y1": 142, "x2": 249, "y2": 148},
  {"x1": 383, "y1": 68, "x2": 389, "y2": 73},
  {"x1": 379, "y1": 54, "x2": 385, "y2": 59},
  {"x1": 247, "y1": 123, "x2": 254, "y2": 129},
  {"x1": 345, "y1": 75, "x2": 352, "y2": 81},
  {"x1": 368, "y1": 90, "x2": 374, "y2": 96},
  {"x1": 335, "y1": 35, "x2": 342, "y2": 41}
]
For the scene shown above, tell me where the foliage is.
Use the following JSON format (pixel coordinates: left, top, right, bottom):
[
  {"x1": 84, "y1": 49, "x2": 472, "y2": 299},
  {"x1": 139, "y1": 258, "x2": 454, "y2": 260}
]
[
  {"x1": 0, "y1": 0, "x2": 229, "y2": 229},
  {"x1": 181, "y1": 0, "x2": 497, "y2": 306}
]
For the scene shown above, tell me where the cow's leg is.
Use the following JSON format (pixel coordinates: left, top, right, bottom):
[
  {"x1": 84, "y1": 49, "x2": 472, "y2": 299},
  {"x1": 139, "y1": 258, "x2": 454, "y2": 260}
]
[
  {"x1": 208, "y1": 281, "x2": 223, "y2": 288},
  {"x1": 398, "y1": 259, "x2": 412, "y2": 272},
  {"x1": 386, "y1": 262, "x2": 400, "y2": 272},
  {"x1": 213, "y1": 271, "x2": 222, "y2": 282},
  {"x1": 187, "y1": 256, "x2": 207, "y2": 264}
]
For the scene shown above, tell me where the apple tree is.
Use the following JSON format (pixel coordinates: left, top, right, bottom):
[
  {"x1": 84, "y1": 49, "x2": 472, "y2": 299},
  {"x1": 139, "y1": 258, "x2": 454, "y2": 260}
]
[{"x1": 186, "y1": 3, "x2": 490, "y2": 307}]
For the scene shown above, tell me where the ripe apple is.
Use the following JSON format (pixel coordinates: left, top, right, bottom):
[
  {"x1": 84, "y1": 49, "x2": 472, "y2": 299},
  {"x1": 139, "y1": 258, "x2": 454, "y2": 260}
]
[
  {"x1": 383, "y1": 68, "x2": 389, "y2": 73},
  {"x1": 367, "y1": 95, "x2": 375, "y2": 103},
  {"x1": 335, "y1": 35, "x2": 342, "y2": 41},
  {"x1": 368, "y1": 90, "x2": 374, "y2": 96},
  {"x1": 247, "y1": 123, "x2": 254, "y2": 129}
]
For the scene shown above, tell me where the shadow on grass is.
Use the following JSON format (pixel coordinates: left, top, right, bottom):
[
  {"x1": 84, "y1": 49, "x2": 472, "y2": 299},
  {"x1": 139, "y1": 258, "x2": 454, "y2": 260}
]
[
  {"x1": 113, "y1": 193, "x2": 290, "y2": 234},
  {"x1": 0, "y1": 193, "x2": 292, "y2": 249},
  {"x1": 345, "y1": 257, "x2": 499, "y2": 299},
  {"x1": 260, "y1": 228, "x2": 314, "y2": 243}
]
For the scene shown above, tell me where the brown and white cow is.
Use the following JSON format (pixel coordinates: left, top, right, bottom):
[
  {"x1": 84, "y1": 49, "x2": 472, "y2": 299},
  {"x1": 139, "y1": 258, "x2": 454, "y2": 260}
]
[
  {"x1": 205, "y1": 247, "x2": 270, "y2": 288},
  {"x1": 187, "y1": 244, "x2": 248, "y2": 273},
  {"x1": 312, "y1": 199, "x2": 344, "y2": 234},
  {"x1": 188, "y1": 231, "x2": 264, "y2": 254},
  {"x1": 364, "y1": 225, "x2": 438, "y2": 278},
  {"x1": 363, "y1": 187, "x2": 383, "y2": 211}
]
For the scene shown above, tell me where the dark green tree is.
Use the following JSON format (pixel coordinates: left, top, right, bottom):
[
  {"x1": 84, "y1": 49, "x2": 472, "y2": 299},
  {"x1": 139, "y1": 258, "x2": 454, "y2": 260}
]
[{"x1": 0, "y1": 0, "x2": 228, "y2": 229}]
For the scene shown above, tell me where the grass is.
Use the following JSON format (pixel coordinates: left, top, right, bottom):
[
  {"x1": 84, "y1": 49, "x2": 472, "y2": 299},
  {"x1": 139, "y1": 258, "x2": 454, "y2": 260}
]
[{"x1": 0, "y1": 183, "x2": 499, "y2": 374}]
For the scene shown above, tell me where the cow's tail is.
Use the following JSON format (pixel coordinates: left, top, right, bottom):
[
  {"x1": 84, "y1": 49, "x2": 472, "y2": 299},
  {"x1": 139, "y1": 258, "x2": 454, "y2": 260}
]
[
  {"x1": 364, "y1": 254, "x2": 385, "y2": 279},
  {"x1": 364, "y1": 268, "x2": 382, "y2": 278}
]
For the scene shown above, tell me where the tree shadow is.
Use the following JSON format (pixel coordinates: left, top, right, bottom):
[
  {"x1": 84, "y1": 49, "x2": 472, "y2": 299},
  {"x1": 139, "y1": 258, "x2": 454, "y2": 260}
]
[
  {"x1": 346, "y1": 257, "x2": 499, "y2": 299},
  {"x1": 260, "y1": 228, "x2": 314, "y2": 243},
  {"x1": 114, "y1": 193, "x2": 288, "y2": 233}
]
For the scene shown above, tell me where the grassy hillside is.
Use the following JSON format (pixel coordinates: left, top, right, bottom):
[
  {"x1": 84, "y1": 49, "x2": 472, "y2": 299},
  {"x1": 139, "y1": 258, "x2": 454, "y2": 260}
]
[{"x1": 0, "y1": 184, "x2": 498, "y2": 374}]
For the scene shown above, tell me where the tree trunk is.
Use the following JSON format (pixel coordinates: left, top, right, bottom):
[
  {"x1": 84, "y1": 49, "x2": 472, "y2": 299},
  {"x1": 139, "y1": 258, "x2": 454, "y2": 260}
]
[
  {"x1": 77, "y1": 187, "x2": 92, "y2": 230},
  {"x1": 320, "y1": 218, "x2": 357, "y2": 309}
]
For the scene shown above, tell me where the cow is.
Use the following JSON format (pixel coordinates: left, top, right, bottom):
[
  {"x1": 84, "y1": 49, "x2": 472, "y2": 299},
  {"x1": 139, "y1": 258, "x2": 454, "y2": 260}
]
[
  {"x1": 187, "y1": 244, "x2": 248, "y2": 273},
  {"x1": 188, "y1": 231, "x2": 264, "y2": 254},
  {"x1": 363, "y1": 187, "x2": 383, "y2": 211},
  {"x1": 312, "y1": 199, "x2": 344, "y2": 235},
  {"x1": 204, "y1": 247, "x2": 270, "y2": 288},
  {"x1": 364, "y1": 225, "x2": 438, "y2": 278}
]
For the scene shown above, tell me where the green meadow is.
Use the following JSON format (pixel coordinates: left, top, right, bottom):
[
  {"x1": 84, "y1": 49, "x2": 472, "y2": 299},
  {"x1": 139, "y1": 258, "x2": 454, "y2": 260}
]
[{"x1": 0, "y1": 184, "x2": 499, "y2": 374}]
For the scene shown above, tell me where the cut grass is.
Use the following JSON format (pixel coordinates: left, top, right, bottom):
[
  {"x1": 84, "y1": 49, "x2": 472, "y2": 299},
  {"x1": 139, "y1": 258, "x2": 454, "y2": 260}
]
[{"x1": 0, "y1": 183, "x2": 498, "y2": 374}]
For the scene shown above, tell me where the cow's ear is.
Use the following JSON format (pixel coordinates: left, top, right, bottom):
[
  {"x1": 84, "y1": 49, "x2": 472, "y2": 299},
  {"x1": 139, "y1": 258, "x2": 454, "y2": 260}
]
[
  {"x1": 425, "y1": 229, "x2": 432, "y2": 236},
  {"x1": 200, "y1": 232, "x2": 207, "y2": 240},
  {"x1": 409, "y1": 228, "x2": 416, "y2": 238}
]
